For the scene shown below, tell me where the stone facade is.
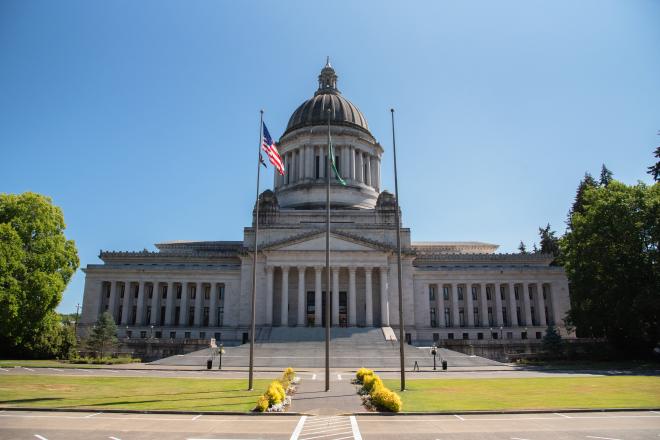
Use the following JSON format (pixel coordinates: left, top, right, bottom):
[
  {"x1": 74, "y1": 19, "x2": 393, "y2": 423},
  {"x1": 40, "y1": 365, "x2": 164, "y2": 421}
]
[{"x1": 79, "y1": 61, "x2": 573, "y2": 346}]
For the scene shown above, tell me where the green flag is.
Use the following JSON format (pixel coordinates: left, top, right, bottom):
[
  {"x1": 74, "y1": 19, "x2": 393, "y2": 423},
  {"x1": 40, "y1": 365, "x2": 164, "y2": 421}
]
[{"x1": 328, "y1": 139, "x2": 346, "y2": 186}]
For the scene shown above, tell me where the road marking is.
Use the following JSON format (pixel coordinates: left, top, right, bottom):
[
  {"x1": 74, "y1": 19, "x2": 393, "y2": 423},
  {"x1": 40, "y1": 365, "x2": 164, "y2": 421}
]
[
  {"x1": 0, "y1": 368, "x2": 9, "y2": 372},
  {"x1": 337, "y1": 374, "x2": 342, "y2": 380},
  {"x1": 109, "y1": 437, "x2": 122, "y2": 440},
  {"x1": 555, "y1": 412, "x2": 572, "y2": 418},
  {"x1": 302, "y1": 424, "x2": 351, "y2": 433},
  {"x1": 107, "y1": 370, "x2": 118, "y2": 373},
  {"x1": 289, "y1": 415, "x2": 307, "y2": 440},
  {"x1": 22, "y1": 367, "x2": 35, "y2": 372},
  {"x1": 454, "y1": 414, "x2": 465, "y2": 421},
  {"x1": 511, "y1": 438, "x2": 530, "y2": 440},
  {"x1": 75, "y1": 368, "x2": 92, "y2": 373},
  {"x1": 651, "y1": 411, "x2": 660, "y2": 415},
  {"x1": 586, "y1": 437, "x2": 622, "y2": 440},
  {"x1": 34, "y1": 435, "x2": 48, "y2": 440},
  {"x1": 48, "y1": 368, "x2": 63, "y2": 372},
  {"x1": 350, "y1": 415, "x2": 362, "y2": 440},
  {"x1": 85, "y1": 412, "x2": 101, "y2": 418},
  {"x1": 311, "y1": 373, "x2": 317, "y2": 380},
  {"x1": 300, "y1": 431, "x2": 353, "y2": 440},
  {"x1": 192, "y1": 414, "x2": 202, "y2": 420}
]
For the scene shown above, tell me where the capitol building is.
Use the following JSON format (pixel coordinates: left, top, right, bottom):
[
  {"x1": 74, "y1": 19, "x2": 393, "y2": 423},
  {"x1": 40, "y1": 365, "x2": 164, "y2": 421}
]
[{"x1": 79, "y1": 62, "x2": 572, "y2": 351}]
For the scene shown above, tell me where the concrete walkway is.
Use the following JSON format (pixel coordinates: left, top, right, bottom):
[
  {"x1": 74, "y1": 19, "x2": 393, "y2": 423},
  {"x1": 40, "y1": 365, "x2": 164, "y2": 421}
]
[{"x1": 292, "y1": 376, "x2": 366, "y2": 415}]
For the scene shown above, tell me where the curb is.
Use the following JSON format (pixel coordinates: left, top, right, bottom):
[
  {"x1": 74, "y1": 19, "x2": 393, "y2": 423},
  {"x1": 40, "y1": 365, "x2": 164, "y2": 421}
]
[
  {"x1": 352, "y1": 407, "x2": 660, "y2": 416},
  {"x1": 0, "y1": 407, "x2": 305, "y2": 416}
]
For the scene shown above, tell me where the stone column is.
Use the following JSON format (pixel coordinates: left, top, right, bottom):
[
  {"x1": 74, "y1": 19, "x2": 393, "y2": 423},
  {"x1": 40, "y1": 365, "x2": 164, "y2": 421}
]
[
  {"x1": 465, "y1": 283, "x2": 474, "y2": 327},
  {"x1": 522, "y1": 282, "x2": 532, "y2": 326},
  {"x1": 121, "y1": 282, "x2": 131, "y2": 325},
  {"x1": 210, "y1": 283, "x2": 219, "y2": 326},
  {"x1": 150, "y1": 282, "x2": 159, "y2": 325},
  {"x1": 375, "y1": 157, "x2": 381, "y2": 191},
  {"x1": 332, "y1": 267, "x2": 339, "y2": 326},
  {"x1": 536, "y1": 282, "x2": 547, "y2": 326},
  {"x1": 348, "y1": 267, "x2": 357, "y2": 326},
  {"x1": 318, "y1": 146, "x2": 325, "y2": 179},
  {"x1": 508, "y1": 283, "x2": 518, "y2": 327},
  {"x1": 266, "y1": 266, "x2": 274, "y2": 326},
  {"x1": 480, "y1": 283, "x2": 489, "y2": 327},
  {"x1": 136, "y1": 281, "x2": 146, "y2": 325},
  {"x1": 365, "y1": 154, "x2": 372, "y2": 186},
  {"x1": 356, "y1": 151, "x2": 363, "y2": 182},
  {"x1": 494, "y1": 283, "x2": 503, "y2": 326},
  {"x1": 365, "y1": 267, "x2": 374, "y2": 326},
  {"x1": 349, "y1": 146, "x2": 355, "y2": 181},
  {"x1": 314, "y1": 267, "x2": 322, "y2": 327},
  {"x1": 165, "y1": 281, "x2": 175, "y2": 326},
  {"x1": 281, "y1": 266, "x2": 289, "y2": 326},
  {"x1": 370, "y1": 156, "x2": 377, "y2": 189},
  {"x1": 379, "y1": 267, "x2": 389, "y2": 327},
  {"x1": 108, "y1": 281, "x2": 118, "y2": 322},
  {"x1": 299, "y1": 147, "x2": 305, "y2": 180},
  {"x1": 297, "y1": 266, "x2": 306, "y2": 326},
  {"x1": 194, "y1": 282, "x2": 203, "y2": 326},
  {"x1": 306, "y1": 145, "x2": 313, "y2": 180},
  {"x1": 437, "y1": 283, "x2": 445, "y2": 328},
  {"x1": 451, "y1": 283, "x2": 460, "y2": 327},
  {"x1": 179, "y1": 282, "x2": 189, "y2": 326}
]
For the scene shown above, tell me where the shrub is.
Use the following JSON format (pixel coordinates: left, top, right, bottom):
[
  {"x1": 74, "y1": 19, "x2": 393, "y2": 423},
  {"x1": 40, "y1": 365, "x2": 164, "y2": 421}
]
[
  {"x1": 265, "y1": 381, "x2": 286, "y2": 405},
  {"x1": 254, "y1": 395, "x2": 269, "y2": 412},
  {"x1": 370, "y1": 386, "x2": 402, "y2": 412},
  {"x1": 283, "y1": 367, "x2": 295, "y2": 382},
  {"x1": 356, "y1": 368, "x2": 373, "y2": 383},
  {"x1": 362, "y1": 373, "x2": 383, "y2": 393}
]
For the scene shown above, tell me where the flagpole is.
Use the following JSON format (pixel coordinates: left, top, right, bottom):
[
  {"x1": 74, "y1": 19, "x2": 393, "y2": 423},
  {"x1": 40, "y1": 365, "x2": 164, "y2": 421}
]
[
  {"x1": 390, "y1": 108, "x2": 406, "y2": 392},
  {"x1": 248, "y1": 109, "x2": 263, "y2": 391},
  {"x1": 325, "y1": 109, "x2": 332, "y2": 392}
]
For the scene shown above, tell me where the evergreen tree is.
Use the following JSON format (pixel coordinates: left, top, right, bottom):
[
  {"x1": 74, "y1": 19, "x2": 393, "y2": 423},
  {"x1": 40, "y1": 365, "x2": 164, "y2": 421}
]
[
  {"x1": 542, "y1": 326, "x2": 564, "y2": 357},
  {"x1": 648, "y1": 146, "x2": 660, "y2": 182},
  {"x1": 532, "y1": 243, "x2": 539, "y2": 253},
  {"x1": 86, "y1": 312, "x2": 118, "y2": 358},
  {"x1": 571, "y1": 172, "x2": 598, "y2": 216},
  {"x1": 518, "y1": 241, "x2": 527, "y2": 254},
  {"x1": 538, "y1": 223, "x2": 560, "y2": 258},
  {"x1": 599, "y1": 164, "x2": 613, "y2": 186}
]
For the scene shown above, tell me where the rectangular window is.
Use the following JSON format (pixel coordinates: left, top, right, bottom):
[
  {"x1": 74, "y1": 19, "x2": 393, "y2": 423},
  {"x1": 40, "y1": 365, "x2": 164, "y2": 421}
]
[
  {"x1": 502, "y1": 307, "x2": 508, "y2": 326},
  {"x1": 448, "y1": 332, "x2": 454, "y2": 340},
  {"x1": 507, "y1": 331, "x2": 513, "y2": 339},
  {"x1": 429, "y1": 285, "x2": 435, "y2": 301},
  {"x1": 106, "y1": 285, "x2": 111, "y2": 298},
  {"x1": 430, "y1": 308, "x2": 437, "y2": 328},
  {"x1": 177, "y1": 286, "x2": 182, "y2": 299},
  {"x1": 443, "y1": 286, "x2": 449, "y2": 300},
  {"x1": 477, "y1": 332, "x2": 484, "y2": 340},
  {"x1": 214, "y1": 332, "x2": 221, "y2": 341},
  {"x1": 536, "y1": 331, "x2": 542, "y2": 340},
  {"x1": 203, "y1": 307, "x2": 209, "y2": 326},
  {"x1": 514, "y1": 286, "x2": 519, "y2": 300},
  {"x1": 335, "y1": 155, "x2": 340, "y2": 175},
  {"x1": 444, "y1": 308, "x2": 451, "y2": 327},
  {"x1": 462, "y1": 332, "x2": 469, "y2": 340},
  {"x1": 473, "y1": 307, "x2": 479, "y2": 326},
  {"x1": 169, "y1": 331, "x2": 176, "y2": 339},
  {"x1": 488, "y1": 306, "x2": 493, "y2": 326},
  {"x1": 126, "y1": 330, "x2": 132, "y2": 338},
  {"x1": 492, "y1": 332, "x2": 498, "y2": 340},
  {"x1": 500, "y1": 285, "x2": 506, "y2": 300},
  {"x1": 199, "y1": 331, "x2": 206, "y2": 339},
  {"x1": 184, "y1": 331, "x2": 191, "y2": 339},
  {"x1": 204, "y1": 286, "x2": 210, "y2": 300},
  {"x1": 545, "y1": 306, "x2": 550, "y2": 325},
  {"x1": 521, "y1": 331, "x2": 527, "y2": 340},
  {"x1": 155, "y1": 331, "x2": 162, "y2": 339},
  {"x1": 131, "y1": 306, "x2": 137, "y2": 324},
  {"x1": 134, "y1": 289, "x2": 138, "y2": 299},
  {"x1": 160, "y1": 306, "x2": 166, "y2": 325},
  {"x1": 471, "y1": 286, "x2": 477, "y2": 301},
  {"x1": 459, "y1": 308, "x2": 465, "y2": 327},
  {"x1": 140, "y1": 331, "x2": 147, "y2": 339},
  {"x1": 433, "y1": 333, "x2": 440, "y2": 342},
  {"x1": 543, "y1": 285, "x2": 548, "y2": 299},
  {"x1": 458, "y1": 286, "x2": 464, "y2": 301},
  {"x1": 486, "y1": 286, "x2": 492, "y2": 301},
  {"x1": 529, "y1": 285, "x2": 533, "y2": 300}
]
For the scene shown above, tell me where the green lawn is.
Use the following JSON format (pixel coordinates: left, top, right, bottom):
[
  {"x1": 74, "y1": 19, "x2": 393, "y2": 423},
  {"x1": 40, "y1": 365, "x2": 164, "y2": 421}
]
[
  {"x1": 384, "y1": 376, "x2": 660, "y2": 412},
  {"x1": 0, "y1": 360, "x2": 138, "y2": 368},
  {"x1": 0, "y1": 375, "x2": 269, "y2": 411}
]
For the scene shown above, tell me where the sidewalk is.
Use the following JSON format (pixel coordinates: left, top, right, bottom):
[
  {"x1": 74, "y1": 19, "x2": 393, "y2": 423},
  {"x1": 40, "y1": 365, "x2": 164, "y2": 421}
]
[{"x1": 291, "y1": 377, "x2": 366, "y2": 415}]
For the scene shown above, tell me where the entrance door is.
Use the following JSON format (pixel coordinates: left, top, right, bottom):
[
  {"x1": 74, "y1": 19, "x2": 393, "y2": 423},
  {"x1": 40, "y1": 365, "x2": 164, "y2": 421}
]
[
  {"x1": 339, "y1": 292, "x2": 347, "y2": 327},
  {"x1": 306, "y1": 291, "x2": 315, "y2": 326}
]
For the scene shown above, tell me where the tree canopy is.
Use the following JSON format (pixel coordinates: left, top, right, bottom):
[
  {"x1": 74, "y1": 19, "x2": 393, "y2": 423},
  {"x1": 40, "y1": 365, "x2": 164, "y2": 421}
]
[
  {"x1": 86, "y1": 312, "x2": 118, "y2": 358},
  {"x1": 0, "y1": 192, "x2": 79, "y2": 357},
  {"x1": 561, "y1": 178, "x2": 659, "y2": 354}
]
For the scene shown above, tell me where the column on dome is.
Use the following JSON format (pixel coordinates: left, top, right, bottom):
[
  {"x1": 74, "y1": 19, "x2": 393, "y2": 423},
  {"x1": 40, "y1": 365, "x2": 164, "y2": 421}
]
[
  {"x1": 349, "y1": 146, "x2": 356, "y2": 181},
  {"x1": 332, "y1": 267, "x2": 339, "y2": 326},
  {"x1": 318, "y1": 146, "x2": 325, "y2": 179},
  {"x1": 522, "y1": 282, "x2": 532, "y2": 326},
  {"x1": 535, "y1": 282, "x2": 547, "y2": 326},
  {"x1": 375, "y1": 157, "x2": 381, "y2": 191},
  {"x1": 265, "y1": 266, "x2": 274, "y2": 325},
  {"x1": 379, "y1": 267, "x2": 389, "y2": 326},
  {"x1": 165, "y1": 281, "x2": 175, "y2": 325},
  {"x1": 341, "y1": 145, "x2": 349, "y2": 180},
  {"x1": 466, "y1": 283, "x2": 474, "y2": 327},
  {"x1": 281, "y1": 266, "x2": 289, "y2": 326},
  {"x1": 451, "y1": 283, "x2": 460, "y2": 327},
  {"x1": 365, "y1": 154, "x2": 371, "y2": 186},
  {"x1": 121, "y1": 281, "x2": 131, "y2": 325},
  {"x1": 297, "y1": 266, "x2": 306, "y2": 326},
  {"x1": 365, "y1": 267, "x2": 373, "y2": 326},
  {"x1": 314, "y1": 267, "x2": 322, "y2": 327},
  {"x1": 494, "y1": 283, "x2": 503, "y2": 326},
  {"x1": 179, "y1": 282, "x2": 189, "y2": 326},
  {"x1": 194, "y1": 282, "x2": 203, "y2": 326},
  {"x1": 370, "y1": 156, "x2": 377, "y2": 189},
  {"x1": 348, "y1": 267, "x2": 357, "y2": 326},
  {"x1": 306, "y1": 145, "x2": 313, "y2": 180},
  {"x1": 108, "y1": 281, "x2": 118, "y2": 322},
  {"x1": 150, "y1": 282, "x2": 159, "y2": 325},
  {"x1": 298, "y1": 147, "x2": 305, "y2": 181},
  {"x1": 209, "y1": 282, "x2": 218, "y2": 326},
  {"x1": 508, "y1": 282, "x2": 518, "y2": 327},
  {"x1": 480, "y1": 283, "x2": 489, "y2": 327},
  {"x1": 356, "y1": 150, "x2": 363, "y2": 182}
]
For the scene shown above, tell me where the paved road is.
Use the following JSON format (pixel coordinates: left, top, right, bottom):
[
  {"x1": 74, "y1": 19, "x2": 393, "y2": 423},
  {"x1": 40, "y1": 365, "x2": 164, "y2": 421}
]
[{"x1": 1, "y1": 410, "x2": 658, "y2": 440}]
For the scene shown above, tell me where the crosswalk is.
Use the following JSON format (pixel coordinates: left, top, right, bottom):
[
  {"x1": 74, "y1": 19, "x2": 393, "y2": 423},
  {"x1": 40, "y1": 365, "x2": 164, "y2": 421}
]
[{"x1": 291, "y1": 415, "x2": 361, "y2": 440}]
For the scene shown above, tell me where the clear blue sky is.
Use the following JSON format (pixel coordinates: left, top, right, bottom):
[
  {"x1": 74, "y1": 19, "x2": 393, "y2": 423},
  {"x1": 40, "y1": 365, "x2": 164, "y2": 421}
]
[{"x1": 1, "y1": 1, "x2": 658, "y2": 313}]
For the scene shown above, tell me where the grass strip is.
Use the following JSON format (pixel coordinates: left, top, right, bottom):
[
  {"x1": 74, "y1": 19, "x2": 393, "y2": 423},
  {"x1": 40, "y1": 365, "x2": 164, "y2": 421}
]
[
  {"x1": 384, "y1": 376, "x2": 660, "y2": 412},
  {"x1": 0, "y1": 375, "x2": 269, "y2": 412}
]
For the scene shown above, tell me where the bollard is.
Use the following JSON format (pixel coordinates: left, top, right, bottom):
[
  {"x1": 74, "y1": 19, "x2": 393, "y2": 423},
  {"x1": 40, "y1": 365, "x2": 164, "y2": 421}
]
[
  {"x1": 442, "y1": 360, "x2": 447, "y2": 371},
  {"x1": 207, "y1": 359, "x2": 212, "y2": 370}
]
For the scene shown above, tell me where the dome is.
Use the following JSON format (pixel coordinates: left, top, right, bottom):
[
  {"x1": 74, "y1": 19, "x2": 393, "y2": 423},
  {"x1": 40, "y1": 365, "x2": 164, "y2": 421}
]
[{"x1": 283, "y1": 60, "x2": 370, "y2": 136}]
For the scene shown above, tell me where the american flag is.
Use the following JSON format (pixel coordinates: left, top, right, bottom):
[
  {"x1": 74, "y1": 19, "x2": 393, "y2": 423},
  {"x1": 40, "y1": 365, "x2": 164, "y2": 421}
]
[{"x1": 261, "y1": 123, "x2": 285, "y2": 175}]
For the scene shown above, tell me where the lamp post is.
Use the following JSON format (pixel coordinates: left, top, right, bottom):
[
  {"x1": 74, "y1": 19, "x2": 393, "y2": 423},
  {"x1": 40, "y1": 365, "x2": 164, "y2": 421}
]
[
  {"x1": 430, "y1": 344, "x2": 437, "y2": 370},
  {"x1": 499, "y1": 326, "x2": 503, "y2": 340},
  {"x1": 218, "y1": 344, "x2": 224, "y2": 370},
  {"x1": 150, "y1": 325, "x2": 154, "y2": 339}
]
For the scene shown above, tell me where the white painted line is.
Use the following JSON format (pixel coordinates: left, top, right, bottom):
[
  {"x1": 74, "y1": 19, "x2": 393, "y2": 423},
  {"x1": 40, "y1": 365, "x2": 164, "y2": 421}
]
[
  {"x1": 192, "y1": 414, "x2": 202, "y2": 420},
  {"x1": 109, "y1": 437, "x2": 122, "y2": 440},
  {"x1": 85, "y1": 412, "x2": 101, "y2": 418},
  {"x1": 454, "y1": 414, "x2": 465, "y2": 421},
  {"x1": 586, "y1": 437, "x2": 622, "y2": 440},
  {"x1": 337, "y1": 374, "x2": 342, "y2": 381},
  {"x1": 652, "y1": 410, "x2": 660, "y2": 415},
  {"x1": 511, "y1": 438, "x2": 530, "y2": 440},
  {"x1": 300, "y1": 431, "x2": 353, "y2": 440},
  {"x1": 48, "y1": 368, "x2": 63, "y2": 372},
  {"x1": 302, "y1": 424, "x2": 352, "y2": 433},
  {"x1": 0, "y1": 368, "x2": 9, "y2": 372},
  {"x1": 107, "y1": 370, "x2": 118, "y2": 373},
  {"x1": 289, "y1": 415, "x2": 307, "y2": 440},
  {"x1": 555, "y1": 412, "x2": 571, "y2": 418},
  {"x1": 75, "y1": 368, "x2": 92, "y2": 373},
  {"x1": 23, "y1": 367, "x2": 35, "y2": 372},
  {"x1": 311, "y1": 373, "x2": 317, "y2": 380},
  {"x1": 34, "y1": 435, "x2": 48, "y2": 440},
  {"x1": 350, "y1": 415, "x2": 362, "y2": 440}
]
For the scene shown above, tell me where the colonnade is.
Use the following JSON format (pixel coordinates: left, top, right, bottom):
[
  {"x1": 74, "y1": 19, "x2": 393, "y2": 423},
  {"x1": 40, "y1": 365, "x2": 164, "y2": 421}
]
[
  {"x1": 265, "y1": 265, "x2": 390, "y2": 327},
  {"x1": 275, "y1": 144, "x2": 380, "y2": 190}
]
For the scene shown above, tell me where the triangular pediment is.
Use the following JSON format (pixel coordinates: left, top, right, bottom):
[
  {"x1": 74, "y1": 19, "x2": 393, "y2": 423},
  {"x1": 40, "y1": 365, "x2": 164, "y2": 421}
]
[{"x1": 265, "y1": 231, "x2": 389, "y2": 252}]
